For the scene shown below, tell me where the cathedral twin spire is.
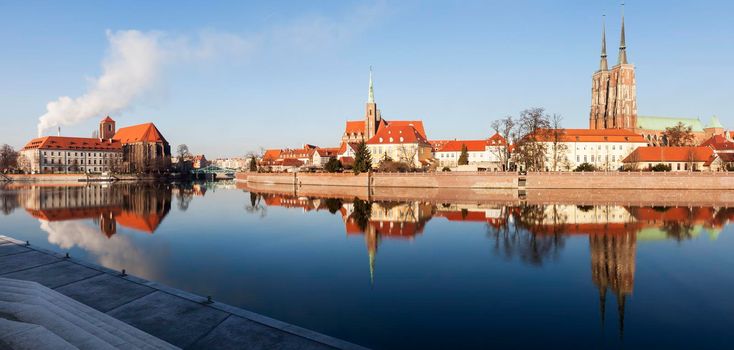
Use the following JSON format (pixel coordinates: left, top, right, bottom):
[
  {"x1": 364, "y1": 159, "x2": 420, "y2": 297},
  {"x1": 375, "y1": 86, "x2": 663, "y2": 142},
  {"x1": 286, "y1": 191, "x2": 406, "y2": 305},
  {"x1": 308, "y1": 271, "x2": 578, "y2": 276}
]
[
  {"x1": 368, "y1": 66, "x2": 375, "y2": 104},
  {"x1": 599, "y1": 6, "x2": 628, "y2": 71}
]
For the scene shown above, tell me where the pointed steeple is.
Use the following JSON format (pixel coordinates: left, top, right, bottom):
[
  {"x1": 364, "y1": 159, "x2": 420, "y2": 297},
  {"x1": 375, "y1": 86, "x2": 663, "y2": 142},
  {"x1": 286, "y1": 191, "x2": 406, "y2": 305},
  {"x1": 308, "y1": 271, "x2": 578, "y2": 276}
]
[
  {"x1": 600, "y1": 15, "x2": 608, "y2": 71},
  {"x1": 618, "y1": 5, "x2": 628, "y2": 65},
  {"x1": 368, "y1": 66, "x2": 375, "y2": 103}
]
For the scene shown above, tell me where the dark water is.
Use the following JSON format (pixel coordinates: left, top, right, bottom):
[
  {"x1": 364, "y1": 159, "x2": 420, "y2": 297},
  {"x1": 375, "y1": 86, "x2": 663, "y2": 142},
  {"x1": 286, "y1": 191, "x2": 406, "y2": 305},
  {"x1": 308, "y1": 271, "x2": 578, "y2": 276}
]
[{"x1": 1, "y1": 182, "x2": 734, "y2": 349}]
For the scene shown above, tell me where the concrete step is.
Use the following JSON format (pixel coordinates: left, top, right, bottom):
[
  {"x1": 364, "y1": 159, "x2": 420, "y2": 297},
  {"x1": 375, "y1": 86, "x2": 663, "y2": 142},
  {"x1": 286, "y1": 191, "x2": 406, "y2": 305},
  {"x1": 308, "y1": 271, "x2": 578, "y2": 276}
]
[
  {"x1": 0, "y1": 277, "x2": 178, "y2": 349},
  {"x1": 0, "y1": 318, "x2": 76, "y2": 350}
]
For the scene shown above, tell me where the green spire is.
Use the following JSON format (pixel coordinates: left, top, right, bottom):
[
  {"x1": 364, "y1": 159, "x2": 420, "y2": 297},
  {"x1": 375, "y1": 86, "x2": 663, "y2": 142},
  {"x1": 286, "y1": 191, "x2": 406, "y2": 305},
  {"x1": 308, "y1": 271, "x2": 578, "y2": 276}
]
[
  {"x1": 618, "y1": 5, "x2": 628, "y2": 65},
  {"x1": 707, "y1": 115, "x2": 723, "y2": 129},
  {"x1": 368, "y1": 66, "x2": 375, "y2": 103},
  {"x1": 600, "y1": 15, "x2": 608, "y2": 71}
]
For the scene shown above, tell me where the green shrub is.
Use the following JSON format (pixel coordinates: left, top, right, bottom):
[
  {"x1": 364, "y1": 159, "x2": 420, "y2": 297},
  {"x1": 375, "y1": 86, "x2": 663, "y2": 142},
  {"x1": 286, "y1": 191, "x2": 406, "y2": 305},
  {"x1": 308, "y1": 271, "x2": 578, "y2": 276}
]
[
  {"x1": 650, "y1": 163, "x2": 672, "y2": 172},
  {"x1": 574, "y1": 162, "x2": 596, "y2": 172}
]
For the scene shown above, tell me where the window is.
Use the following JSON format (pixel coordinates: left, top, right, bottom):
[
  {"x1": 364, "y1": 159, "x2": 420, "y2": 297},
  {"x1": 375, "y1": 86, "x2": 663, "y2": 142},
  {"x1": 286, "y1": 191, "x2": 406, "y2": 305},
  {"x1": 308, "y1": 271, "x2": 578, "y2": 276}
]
[
  {"x1": 591, "y1": 155, "x2": 595, "y2": 162},
  {"x1": 576, "y1": 156, "x2": 580, "y2": 162}
]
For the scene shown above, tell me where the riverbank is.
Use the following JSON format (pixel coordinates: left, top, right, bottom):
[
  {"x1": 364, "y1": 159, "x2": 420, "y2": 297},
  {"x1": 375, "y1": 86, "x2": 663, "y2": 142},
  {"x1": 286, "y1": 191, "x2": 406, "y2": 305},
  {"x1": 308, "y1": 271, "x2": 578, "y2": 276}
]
[
  {"x1": 236, "y1": 171, "x2": 734, "y2": 190},
  {"x1": 5, "y1": 173, "x2": 172, "y2": 182},
  {"x1": 0, "y1": 235, "x2": 367, "y2": 350}
]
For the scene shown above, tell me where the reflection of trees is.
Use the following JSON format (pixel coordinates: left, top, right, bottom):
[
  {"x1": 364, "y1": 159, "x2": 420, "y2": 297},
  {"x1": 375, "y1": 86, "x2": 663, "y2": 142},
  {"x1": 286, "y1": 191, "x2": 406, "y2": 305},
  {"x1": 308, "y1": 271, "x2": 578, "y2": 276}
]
[
  {"x1": 324, "y1": 198, "x2": 343, "y2": 214},
  {"x1": 174, "y1": 182, "x2": 194, "y2": 211},
  {"x1": 244, "y1": 192, "x2": 267, "y2": 218},
  {"x1": 352, "y1": 198, "x2": 372, "y2": 231},
  {"x1": 486, "y1": 204, "x2": 567, "y2": 266},
  {"x1": 661, "y1": 219, "x2": 695, "y2": 242},
  {"x1": 0, "y1": 187, "x2": 19, "y2": 215}
]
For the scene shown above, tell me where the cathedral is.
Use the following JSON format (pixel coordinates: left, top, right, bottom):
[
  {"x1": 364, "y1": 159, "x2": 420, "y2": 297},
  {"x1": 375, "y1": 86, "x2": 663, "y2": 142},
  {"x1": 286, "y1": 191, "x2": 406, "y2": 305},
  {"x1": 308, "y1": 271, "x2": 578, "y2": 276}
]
[
  {"x1": 588, "y1": 12, "x2": 726, "y2": 146},
  {"x1": 589, "y1": 14, "x2": 637, "y2": 130},
  {"x1": 341, "y1": 68, "x2": 426, "y2": 143}
]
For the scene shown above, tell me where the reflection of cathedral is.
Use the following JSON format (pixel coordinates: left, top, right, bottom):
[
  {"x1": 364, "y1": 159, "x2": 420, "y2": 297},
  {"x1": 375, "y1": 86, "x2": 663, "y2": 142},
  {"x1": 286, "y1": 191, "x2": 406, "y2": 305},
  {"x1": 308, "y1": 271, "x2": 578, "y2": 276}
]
[
  {"x1": 590, "y1": 232, "x2": 636, "y2": 338},
  {"x1": 18, "y1": 184, "x2": 172, "y2": 236}
]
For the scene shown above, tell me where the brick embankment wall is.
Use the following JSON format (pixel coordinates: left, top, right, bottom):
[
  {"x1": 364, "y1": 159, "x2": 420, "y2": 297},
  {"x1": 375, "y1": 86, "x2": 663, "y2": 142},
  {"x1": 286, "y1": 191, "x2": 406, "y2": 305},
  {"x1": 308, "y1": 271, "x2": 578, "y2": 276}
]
[
  {"x1": 525, "y1": 172, "x2": 734, "y2": 190},
  {"x1": 244, "y1": 173, "x2": 297, "y2": 185},
  {"x1": 371, "y1": 172, "x2": 518, "y2": 189},
  {"x1": 7, "y1": 174, "x2": 86, "y2": 182},
  {"x1": 297, "y1": 173, "x2": 369, "y2": 187}
]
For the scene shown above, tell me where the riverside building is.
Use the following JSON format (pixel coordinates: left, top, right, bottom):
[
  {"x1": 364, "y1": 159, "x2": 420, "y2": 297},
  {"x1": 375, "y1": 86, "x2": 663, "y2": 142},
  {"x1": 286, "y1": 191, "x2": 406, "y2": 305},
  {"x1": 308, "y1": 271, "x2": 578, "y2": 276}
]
[{"x1": 20, "y1": 116, "x2": 171, "y2": 174}]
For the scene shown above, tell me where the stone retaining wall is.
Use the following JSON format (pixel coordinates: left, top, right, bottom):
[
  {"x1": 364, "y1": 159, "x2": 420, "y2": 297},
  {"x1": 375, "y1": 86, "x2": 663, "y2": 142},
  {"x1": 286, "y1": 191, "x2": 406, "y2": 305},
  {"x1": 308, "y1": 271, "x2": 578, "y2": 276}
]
[{"x1": 236, "y1": 171, "x2": 734, "y2": 190}]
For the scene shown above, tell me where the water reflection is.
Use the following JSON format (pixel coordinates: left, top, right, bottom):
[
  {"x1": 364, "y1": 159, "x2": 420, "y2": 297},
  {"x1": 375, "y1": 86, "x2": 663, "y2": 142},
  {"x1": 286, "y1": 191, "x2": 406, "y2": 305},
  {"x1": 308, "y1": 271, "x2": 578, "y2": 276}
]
[
  {"x1": 246, "y1": 190, "x2": 734, "y2": 338},
  {"x1": 2, "y1": 183, "x2": 734, "y2": 348}
]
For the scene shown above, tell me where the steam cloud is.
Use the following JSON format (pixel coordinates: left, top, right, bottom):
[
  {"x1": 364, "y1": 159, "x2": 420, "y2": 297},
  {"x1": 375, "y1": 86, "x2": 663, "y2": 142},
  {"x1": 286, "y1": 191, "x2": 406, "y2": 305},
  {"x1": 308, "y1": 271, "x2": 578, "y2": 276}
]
[
  {"x1": 37, "y1": 30, "x2": 164, "y2": 137},
  {"x1": 36, "y1": 29, "x2": 254, "y2": 137},
  {"x1": 36, "y1": 2, "x2": 384, "y2": 137}
]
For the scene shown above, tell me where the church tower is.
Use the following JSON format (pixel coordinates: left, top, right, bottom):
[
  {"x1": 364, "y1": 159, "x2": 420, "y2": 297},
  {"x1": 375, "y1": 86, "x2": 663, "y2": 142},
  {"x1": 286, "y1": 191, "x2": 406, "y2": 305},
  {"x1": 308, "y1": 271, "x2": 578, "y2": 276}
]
[
  {"x1": 590, "y1": 9, "x2": 637, "y2": 130},
  {"x1": 99, "y1": 116, "x2": 116, "y2": 140},
  {"x1": 365, "y1": 67, "x2": 382, "y2": 140}
]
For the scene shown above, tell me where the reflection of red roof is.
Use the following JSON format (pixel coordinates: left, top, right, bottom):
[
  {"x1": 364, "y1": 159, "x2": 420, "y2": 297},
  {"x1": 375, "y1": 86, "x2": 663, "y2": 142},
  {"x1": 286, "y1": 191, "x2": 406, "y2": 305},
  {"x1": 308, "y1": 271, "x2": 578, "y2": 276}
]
[
  {"x1": 113, "y1": 123, "x2": 168, "y2": 144},
  {"x1": 623, "y1": 146, "x2": 714, "y2": 163},
  {"x1": 22, "y1": 136, "x2": 121, "y2": 151},
  {"x1": 26, "y1": 207, "x2": 120, "y2": 221},
  {"x1": 115, "y1": 211, "x2": 162, "y2": 233}
]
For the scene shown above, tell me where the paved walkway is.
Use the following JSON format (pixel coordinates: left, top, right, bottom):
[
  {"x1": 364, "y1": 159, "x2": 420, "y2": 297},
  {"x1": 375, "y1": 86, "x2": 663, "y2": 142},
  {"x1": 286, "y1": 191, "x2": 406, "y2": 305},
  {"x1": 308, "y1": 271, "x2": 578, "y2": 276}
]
[{"x1": 0, "y1": 235, "x2": 368, "y2": 350}]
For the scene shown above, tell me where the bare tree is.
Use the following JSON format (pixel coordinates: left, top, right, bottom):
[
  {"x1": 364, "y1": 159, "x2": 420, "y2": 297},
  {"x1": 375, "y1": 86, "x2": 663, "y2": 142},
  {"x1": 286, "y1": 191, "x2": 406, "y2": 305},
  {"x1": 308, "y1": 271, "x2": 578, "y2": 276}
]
[
  {"x1": 549, "y1": 114, "x2": 567, "y2": 171},
  {"x1": 663, "y1": 122, "x2": 695, "y2": 147},
  {"x1": 490, "y1": 116, "x2": 515, "y2": 171},
  {"x1": 514, "y1": 108, "x2": 551, "y2": 171},
  {"x1": 396, "y1": 144, "x2": 418, "y2": 169},
  {"x1": 0, "y1": 144, "x2": 19, "y2": 172}
]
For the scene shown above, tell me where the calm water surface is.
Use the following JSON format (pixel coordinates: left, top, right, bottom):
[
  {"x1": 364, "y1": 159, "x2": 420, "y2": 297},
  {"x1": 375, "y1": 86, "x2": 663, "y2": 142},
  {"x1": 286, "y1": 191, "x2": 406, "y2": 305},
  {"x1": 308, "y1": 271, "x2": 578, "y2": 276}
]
[{"x1": 1, "y1": 182, "x2": 734, "y2": 349}]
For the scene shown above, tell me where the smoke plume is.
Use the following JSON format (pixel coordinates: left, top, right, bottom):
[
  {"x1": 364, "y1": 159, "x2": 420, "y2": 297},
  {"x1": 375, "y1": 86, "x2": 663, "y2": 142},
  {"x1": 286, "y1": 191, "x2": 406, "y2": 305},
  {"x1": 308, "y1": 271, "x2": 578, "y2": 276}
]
[{"x1": 37, "y1": 30, "x2": 164, "y2": 137}]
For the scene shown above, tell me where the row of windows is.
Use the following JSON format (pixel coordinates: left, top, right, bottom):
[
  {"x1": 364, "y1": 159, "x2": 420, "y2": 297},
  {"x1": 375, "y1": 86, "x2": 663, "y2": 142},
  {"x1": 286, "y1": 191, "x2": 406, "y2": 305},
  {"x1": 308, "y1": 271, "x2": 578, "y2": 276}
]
[
  {"x1": 575, "y1": 155, "x2": 618, "y2": 163},
  {"x1": 574, "y1": 144, "x2": 635, "y2": 151},
  {"x1": 43, "y1": 158, "x2": 118, "y2": 165},
  {"x1": 437, "y1": 152, "x2": 488, "y2": 159},
  {"x1": 43, "y1": 151, "x2": 120, "y2": 157}
]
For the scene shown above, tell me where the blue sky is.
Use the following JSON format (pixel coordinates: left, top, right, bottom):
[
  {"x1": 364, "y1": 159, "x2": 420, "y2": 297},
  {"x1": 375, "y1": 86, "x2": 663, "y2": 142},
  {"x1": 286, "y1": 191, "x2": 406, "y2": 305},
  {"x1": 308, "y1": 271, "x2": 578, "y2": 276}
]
[{"x1": 1, "y1": 0, "x2": 732, "y2": 157}]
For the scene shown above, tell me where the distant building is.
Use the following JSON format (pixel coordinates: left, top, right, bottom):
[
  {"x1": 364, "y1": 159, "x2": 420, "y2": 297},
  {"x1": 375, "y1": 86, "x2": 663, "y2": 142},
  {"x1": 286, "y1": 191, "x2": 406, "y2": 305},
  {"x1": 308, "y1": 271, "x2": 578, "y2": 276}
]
[
  {"x1": 20, "y1": 136, "x2": 122, "y2": 174},
  {"x1": 588, "y1": 14, "x2": 728, "y2": 145},
  {"x1": 312, "y1": 148, "x2": 339, "y2": 167},
  {"x1": 192, "y1": 155, "x2": 208, "y2": 169},
  {"x1": 528, "y1": 128, "x2": 647, "y2": 171},
  {"x1": 366, "y1": 123, "x2": 433, "y2": 168},
  {"x1": 113, "y1": 120, "x2": 171, "y2": 173},
  {"x1": 622, "y1": 146, "x2": 719, "y2": 171},
  {"x1": 433, "y1": 133, "x2": 507, "y2": 170},
  {"x1": 589, "y1": 14, "x2": 636, "y2": 130},
  {"x1": 341, "y1": 68, "x2": 428, "y2": 145}
]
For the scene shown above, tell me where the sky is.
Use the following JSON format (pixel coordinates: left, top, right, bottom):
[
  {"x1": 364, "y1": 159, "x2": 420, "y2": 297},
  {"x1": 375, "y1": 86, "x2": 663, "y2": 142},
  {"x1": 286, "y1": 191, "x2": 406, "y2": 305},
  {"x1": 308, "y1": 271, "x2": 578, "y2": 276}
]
[{"x1": 0, "y1": 0, "x2": 732, "y2": 157}]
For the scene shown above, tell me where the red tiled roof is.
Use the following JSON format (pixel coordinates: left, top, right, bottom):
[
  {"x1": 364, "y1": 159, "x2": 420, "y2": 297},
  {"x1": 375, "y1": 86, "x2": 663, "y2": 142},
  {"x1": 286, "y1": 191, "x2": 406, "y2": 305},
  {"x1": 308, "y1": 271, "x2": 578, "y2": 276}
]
[
  {"x1": 340, "y1": 157, "x2": 355, "y2": 166},
  {"x1": 316, "y1": 148, "x2": 339, "y2": 157},
  {"x1": 338, "y1": 142, "x2": 358, "y2": 154},
  {"x1": 344, "y1": 121, "x2": 365, "y2": 135},
  {"x1": 262, "y1": 149, "x2": 282, "y2": 160},
  {"x1": 700, "y1": 134, "x2": 734, "y2": 151},
  {"x1": 436, "y1": 140, "x2": 488, "y2": 152},
  {"x1": 101, "y1": 116, "x2": 115, "y2": 122},
  {"x1": 22, "y1": 136, "x2": 121, "y2": 151},
  {"x1": 113, "y1": 123, "x2": 168, "y2": 144},
  {"x1": 536, "y1": 128, "x2": 646, "y2": 143},
  {"x1": 386, "y1": 120, "x2": 427, "y2": 139},
  {"x1": 366, "y1": 124, "x2": 428, "y2": 145},
  {"x1": 487, "y1": 132, "x2": 508, "y2": 145},
  {"x1": 623, "y1": 146, "x2": 714, "y2": 163}
]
